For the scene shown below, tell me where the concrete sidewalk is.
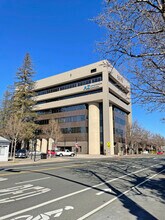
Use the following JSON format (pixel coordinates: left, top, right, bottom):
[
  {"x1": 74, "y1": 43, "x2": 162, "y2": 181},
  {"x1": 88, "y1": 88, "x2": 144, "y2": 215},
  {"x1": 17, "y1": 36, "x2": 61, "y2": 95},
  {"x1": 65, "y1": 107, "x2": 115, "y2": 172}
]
[
  {"x1": 0, "y1": 153, "x2": 155, "y2": 168},
  {"x1": 0, "y1": 154, "x2": 113, "y2": 167}
]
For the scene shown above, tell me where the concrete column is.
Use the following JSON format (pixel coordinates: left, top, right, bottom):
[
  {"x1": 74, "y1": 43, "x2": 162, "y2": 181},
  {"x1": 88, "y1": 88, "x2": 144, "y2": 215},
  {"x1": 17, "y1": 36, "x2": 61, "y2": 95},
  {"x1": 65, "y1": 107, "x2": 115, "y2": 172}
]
[
  {"x1": 88, "y1": 103, "x2": 100, "y2": 154},
  {"x1": 102, "y1": 65, "x2": 114, "y2": 155},
  {"x1": 103, "y1": 102, "x2": 115, "y2": 156},
  {"x1": 127, "y1": 110, "x2": 132, "y2": 127},
  {"x1": 103, "y1": 100, "x2": 110, "y2": 155},
  {"x1": 109, "y1": 104, "x2": 114, "y2": 155},
  {"x1": 48, "y1": 138, "x2": 54, "y2": 150},
  {"x1": 41, "y1": 138, "x2": 47, "y2": 153},
  {"x1": 29, "y1": 139, "x2": 33, "y2": 151},
  {"x1": 36, "y1": 139, "x2": 41, "y2": 151}
]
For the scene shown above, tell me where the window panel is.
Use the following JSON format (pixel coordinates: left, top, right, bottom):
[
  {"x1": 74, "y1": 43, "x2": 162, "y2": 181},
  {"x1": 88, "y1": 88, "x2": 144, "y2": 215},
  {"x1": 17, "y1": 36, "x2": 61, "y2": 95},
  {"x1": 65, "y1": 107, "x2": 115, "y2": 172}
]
[{"x1": 36, "y1": 74, "x2": 102, "y2": 96}]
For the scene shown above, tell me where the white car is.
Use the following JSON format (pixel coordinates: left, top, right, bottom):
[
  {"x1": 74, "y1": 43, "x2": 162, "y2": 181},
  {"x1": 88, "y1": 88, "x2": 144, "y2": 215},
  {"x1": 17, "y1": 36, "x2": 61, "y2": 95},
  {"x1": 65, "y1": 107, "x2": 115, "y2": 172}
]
[
  {"x1": 56, "y1": 149, "x2": 75, "y2": 157},
  {"x1": 142, "y1": 150, "x2": 149, "y2": 154},
  {"x1": 29, "y1": 150, "x2": 42, "y2": 156}
]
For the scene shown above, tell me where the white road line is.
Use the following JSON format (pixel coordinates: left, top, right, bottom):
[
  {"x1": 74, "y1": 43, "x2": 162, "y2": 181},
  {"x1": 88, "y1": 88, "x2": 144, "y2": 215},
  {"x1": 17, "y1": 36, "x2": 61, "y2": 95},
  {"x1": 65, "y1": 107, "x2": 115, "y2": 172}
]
[
  {"x1": 0, "y1": 163, "x2": 163, "y2": 220},
  {"x1": 0, "y1": 178, "x2": 8, "y2": 182},
  {"x1": 15, "y1": 177, "x2": 51, "y2": 184},
  {"x1": 96, "y1": 189, "x2": 112, "y2": 196},
  {"x1": 77, "y1": 167, "x2": 165, "y2": 220}
]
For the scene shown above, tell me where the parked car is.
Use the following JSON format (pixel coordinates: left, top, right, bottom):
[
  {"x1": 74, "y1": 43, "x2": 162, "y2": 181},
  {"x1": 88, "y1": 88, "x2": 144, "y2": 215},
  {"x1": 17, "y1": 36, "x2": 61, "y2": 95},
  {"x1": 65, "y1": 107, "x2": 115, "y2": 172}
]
[
  {"x1": 56, "y1": 149, "x2": 75, "y2": 157},
  {"x1": 142, "y1": 150, "x2": 149, "y2": 154},
  {"x1": 157, "y1": 151, "x2": 164, "y2": 155},
  {"x1": 47, "y1": 150, "x2": 56, "y2": 157},
  {"x1": 29, "y1": 150, "x2": 42, "y2": 156},
  {"x1": 15, "y1": 149, "x2": 29, "y2": 158}
]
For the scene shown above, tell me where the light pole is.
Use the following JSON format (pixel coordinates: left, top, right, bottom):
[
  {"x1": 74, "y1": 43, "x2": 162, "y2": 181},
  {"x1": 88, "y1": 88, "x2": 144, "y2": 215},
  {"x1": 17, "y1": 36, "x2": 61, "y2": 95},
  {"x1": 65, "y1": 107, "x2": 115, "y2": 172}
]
[
  {"x1": 34, "y1": 139, "x2": 37, "y2": 162},
  {"x1": 33, "y1": 130, "x2": 38, "y2": 162}
]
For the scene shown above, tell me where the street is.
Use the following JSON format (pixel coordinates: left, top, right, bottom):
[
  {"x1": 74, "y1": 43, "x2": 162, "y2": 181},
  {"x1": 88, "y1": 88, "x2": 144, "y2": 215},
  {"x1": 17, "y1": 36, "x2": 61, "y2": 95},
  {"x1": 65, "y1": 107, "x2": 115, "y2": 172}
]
[{"x1": 0, "y1": 155, "x2": 165, "y2": 220}]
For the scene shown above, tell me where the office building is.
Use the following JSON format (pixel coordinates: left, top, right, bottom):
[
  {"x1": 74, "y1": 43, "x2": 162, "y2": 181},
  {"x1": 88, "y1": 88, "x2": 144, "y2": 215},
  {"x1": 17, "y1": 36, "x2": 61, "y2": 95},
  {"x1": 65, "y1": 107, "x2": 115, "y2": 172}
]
[{"x1": 33, "y1": 60, "x2": 131, "y2": 155}]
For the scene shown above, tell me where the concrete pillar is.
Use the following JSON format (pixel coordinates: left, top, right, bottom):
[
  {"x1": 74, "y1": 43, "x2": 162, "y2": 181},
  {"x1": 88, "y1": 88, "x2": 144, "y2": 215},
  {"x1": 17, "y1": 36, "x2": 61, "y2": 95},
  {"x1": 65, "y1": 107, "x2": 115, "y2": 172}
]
[
  {"x1": 36, "y1": 139, "x2": 41, "y2": 151},
  {"x1": 103, "y1": 102, "x2": 115, "y2": 156},
  {"x1": 127, "y1": 111, "x2": 132, "y2": 127},
  {"x1": 103, "y1": 99, "x2": 110, "y2": 155},
  {"x1": 29, "y1": 139, "x2": 33, "y2": 151},
  {"x1": 88, "y1": 103, "x2": 100, "y2": 154},
  {"x1": 41, "y1": 138, "x2": 47, "y2": 153},
  {"x1": 102, "y1": 65, "x2": 114, "y2": 155},
  {"x1": 109, "y1": 104, "x2": 114, "y2": 155},
  {"x1": 48, "y1": 138, "x2": 54, "y2": 150}
]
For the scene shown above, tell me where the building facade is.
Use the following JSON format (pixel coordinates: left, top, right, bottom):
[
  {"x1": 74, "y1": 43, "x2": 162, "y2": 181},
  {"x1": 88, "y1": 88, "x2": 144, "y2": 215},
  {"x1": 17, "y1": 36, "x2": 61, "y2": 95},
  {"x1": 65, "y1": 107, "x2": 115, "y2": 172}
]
[{"x1": 33, "y1": 60, "x2": 131, "y2": 155}]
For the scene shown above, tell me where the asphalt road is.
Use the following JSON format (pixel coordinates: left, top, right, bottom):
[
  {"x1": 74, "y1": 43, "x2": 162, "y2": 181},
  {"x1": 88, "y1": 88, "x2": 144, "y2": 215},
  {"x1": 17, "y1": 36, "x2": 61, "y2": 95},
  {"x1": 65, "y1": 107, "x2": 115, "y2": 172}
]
[{"x1": 0, "y1": 155, "x2": 165, "y2": 220}]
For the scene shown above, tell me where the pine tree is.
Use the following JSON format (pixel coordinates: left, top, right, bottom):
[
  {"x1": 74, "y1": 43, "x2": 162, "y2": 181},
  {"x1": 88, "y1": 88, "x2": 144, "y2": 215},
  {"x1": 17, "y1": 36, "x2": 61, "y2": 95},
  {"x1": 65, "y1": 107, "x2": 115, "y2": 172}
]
[
  {"x1": 0, "y1": 87, "x2": 14, "y2": 136},
  {"x1": 13, "y1": 53, "x2": 38, "y2": 144}
]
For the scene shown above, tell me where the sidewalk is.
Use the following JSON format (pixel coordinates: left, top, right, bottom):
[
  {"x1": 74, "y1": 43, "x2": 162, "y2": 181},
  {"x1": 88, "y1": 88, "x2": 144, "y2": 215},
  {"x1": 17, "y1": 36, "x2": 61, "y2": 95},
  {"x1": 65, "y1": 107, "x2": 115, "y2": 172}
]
[
  {"x1": 0, "y1": 154, "x2": 112, "y2": 167},
  {"x1": 0, "y1": 153, "x2": 156, "y2": 168}
]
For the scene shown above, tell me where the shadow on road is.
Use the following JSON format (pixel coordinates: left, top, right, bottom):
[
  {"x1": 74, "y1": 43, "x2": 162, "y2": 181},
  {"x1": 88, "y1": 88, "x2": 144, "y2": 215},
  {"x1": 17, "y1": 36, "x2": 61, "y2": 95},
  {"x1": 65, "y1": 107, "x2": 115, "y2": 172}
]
[{"x1": 1, "y1": 156, "x2": 165, "y2": 219}]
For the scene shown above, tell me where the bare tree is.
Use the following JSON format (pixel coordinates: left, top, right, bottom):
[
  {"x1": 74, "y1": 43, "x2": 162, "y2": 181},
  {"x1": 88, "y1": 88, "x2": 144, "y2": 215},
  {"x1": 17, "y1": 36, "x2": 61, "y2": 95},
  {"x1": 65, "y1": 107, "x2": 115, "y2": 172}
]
[
  {"x1": 94, "y1": 0, "x2": 165, "y2": 111},
  {"x1": 151, "y1": 133, "x2": 165, "y2": 150},
  {"x1": 3, "y1": 114, "x2": 23, "y2": 161},
  {"x1": 42, "y1": 118, "x2": 63, "y2": 147},
  {"x1": 127, "y1": 121, "x2": 149, "y2": 153},
  {"x1": 126, "y1": 120, "x2": 165, "y2": 154}
]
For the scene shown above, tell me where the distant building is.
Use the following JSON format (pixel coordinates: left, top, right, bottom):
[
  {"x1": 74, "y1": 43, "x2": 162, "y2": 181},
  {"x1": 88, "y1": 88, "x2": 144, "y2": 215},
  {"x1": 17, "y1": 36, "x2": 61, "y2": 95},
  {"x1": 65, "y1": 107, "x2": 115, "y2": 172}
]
[{"x1": 33, "y1": 60, "x2": 132, "y2": 155}]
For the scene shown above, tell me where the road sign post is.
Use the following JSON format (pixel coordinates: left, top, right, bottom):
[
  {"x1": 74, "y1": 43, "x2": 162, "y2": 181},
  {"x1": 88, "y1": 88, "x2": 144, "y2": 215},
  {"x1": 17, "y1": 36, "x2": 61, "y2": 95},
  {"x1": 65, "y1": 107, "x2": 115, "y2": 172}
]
[{"x1": 106, "y1": 142, "x2": 111, "y2": 155}]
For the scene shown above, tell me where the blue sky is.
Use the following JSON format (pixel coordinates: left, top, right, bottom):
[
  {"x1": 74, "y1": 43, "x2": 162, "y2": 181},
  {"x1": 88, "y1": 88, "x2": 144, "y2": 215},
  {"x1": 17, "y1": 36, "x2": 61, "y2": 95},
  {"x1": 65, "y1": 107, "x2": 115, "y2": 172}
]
[{"x1": 0, "y1": 0, "x2": 164, "y2": 137}]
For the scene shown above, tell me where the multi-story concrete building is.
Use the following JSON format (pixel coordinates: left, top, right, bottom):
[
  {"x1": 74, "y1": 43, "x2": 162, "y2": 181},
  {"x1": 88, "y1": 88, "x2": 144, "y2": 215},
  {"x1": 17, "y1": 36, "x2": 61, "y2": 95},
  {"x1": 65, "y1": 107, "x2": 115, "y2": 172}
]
[{"x1": 33, "y1": 60, "x2": 131, "y2": 155}]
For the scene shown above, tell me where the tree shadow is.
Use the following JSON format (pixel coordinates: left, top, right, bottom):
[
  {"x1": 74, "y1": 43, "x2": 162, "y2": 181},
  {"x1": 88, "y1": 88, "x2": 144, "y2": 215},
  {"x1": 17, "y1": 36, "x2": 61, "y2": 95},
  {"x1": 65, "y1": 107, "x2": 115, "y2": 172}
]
[
  {"x1": 1, "y1": 157, "x2": 165, "y2": 219},
  {"x1": 130, "y1": 164, "x2": 165, "y2": 202},
  {"x1": 90, "y1": 170, "x2": 158, "y2": 220},
  {"x1": 28, "y1": 161, "x2": 164, "y2": 219}
]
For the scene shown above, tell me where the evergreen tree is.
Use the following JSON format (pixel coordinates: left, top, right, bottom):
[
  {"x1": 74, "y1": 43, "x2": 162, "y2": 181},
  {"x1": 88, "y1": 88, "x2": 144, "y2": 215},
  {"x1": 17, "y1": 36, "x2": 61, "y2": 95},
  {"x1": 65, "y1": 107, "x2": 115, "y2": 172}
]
[
  {"x1": 13, "y1": 53, "x2": 38, "y2": 143},
  {"x1": 0, "y1": 53, "x2": 38, "y2": 158},
  {"x1": 0, "y1": 87, "x2": 14, "y2": 136}
]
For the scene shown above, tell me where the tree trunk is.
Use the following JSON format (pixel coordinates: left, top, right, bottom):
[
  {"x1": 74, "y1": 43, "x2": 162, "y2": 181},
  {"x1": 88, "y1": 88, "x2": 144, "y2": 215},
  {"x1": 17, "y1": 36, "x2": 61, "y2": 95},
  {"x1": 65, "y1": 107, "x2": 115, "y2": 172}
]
[
  {"x1": 12, "y1": 139, "x2": 17, "y2": 162},
  {"x1": 10, "y1": 140, "x2": 14, "y2": 159}
]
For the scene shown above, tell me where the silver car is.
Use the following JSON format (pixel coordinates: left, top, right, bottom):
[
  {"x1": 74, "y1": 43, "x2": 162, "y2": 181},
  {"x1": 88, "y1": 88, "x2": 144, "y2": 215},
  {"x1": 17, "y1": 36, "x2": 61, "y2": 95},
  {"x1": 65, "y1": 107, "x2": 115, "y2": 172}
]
[{"x1": 15, "y1": 149, "x2": 28, "y2": 158}]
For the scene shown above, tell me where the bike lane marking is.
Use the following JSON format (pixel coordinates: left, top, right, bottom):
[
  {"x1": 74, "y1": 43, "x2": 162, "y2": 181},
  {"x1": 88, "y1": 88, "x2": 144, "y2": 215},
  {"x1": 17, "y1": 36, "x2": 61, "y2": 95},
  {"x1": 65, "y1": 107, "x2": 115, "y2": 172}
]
[
  {"x1": 0, "y1": 163, "x2": 162, "y2": 220},
  {"x1": 0, "y1": 184, "x2": 51, "y2": 204},
  {"x1": 10, "y1": 206, "x2": 74, "y2": 220}
]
